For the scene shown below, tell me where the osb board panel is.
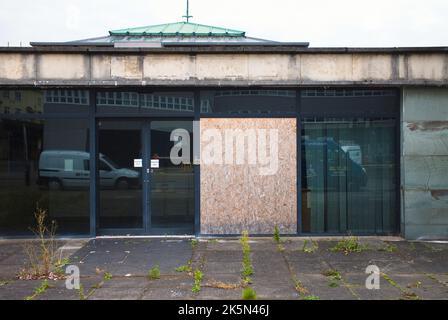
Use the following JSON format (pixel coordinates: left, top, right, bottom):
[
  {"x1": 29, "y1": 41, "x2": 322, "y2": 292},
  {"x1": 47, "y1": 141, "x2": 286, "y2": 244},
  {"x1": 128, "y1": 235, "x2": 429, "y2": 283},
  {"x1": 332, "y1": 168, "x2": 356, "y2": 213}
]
[{"x1": 200, "y1": 118, "x2": 297, "y2": 234}]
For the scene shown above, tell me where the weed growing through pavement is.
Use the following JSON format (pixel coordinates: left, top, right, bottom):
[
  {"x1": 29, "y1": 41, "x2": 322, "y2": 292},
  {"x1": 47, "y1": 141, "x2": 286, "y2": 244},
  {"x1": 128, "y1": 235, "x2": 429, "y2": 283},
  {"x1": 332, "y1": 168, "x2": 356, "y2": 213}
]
[
  {"x1": 240, "y1": 231, "x2": 254, "y2": 285},
  {"x1": 192, "y1": 269, "x2": 203, "y2": 293},
  {"x1": 323, "y1": 269, "x2": 342, "y2": 288},
  {"x1": 103, "y1": 272, "x2": 112, "y2": 281},
  {"x1": 53, "y1": 257, "x2": 70, "y2": 276},
  {"x1": 273, "y1": 226, "x2": 281, "y2": 244},
  {"x1": 242, "y1": 287, "x2": 257, "y2": 300},
  {"x1": 329, "y1": 236, "x2": 368, "y2": 255},
  {"x1": 175, "y1": 263, "x2": 192, "y2": 273},
  {"x1": 78, "y1": 282, "x2": 102, "y2": 300},
  {"x1": 78, "y1": 284, "x2": 87, "y2": 300},
  {"x1": 190, "y1": 239, "x2": 199, "y2": 249},
  {"x1": 293, "y1": 277, "x2": 309, "y2": 296},
  {"x1": 302, "y1": 240, "x2": 319, "y2": 253},
  {"x1": 19, "y1": 207, "x2": 66, "y2": 280},
  {"x1": 25, "y1": 279, "x2": 51, "y2": 300},
  {"x1": 381, "y1": 272, "x2": 420, "y2": 300},
  {"x1": 148, "y1": 265, "x2": 161, "y2": 280}
]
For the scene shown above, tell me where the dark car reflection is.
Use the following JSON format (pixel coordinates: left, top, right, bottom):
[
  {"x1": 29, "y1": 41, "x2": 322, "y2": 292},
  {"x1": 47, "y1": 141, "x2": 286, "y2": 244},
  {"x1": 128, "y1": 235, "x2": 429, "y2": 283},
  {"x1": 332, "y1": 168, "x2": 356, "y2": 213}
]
[
  {"x1": 37, "y1": 150, "x2": 140, "y2": 190},
  {"x1": 302, "y1": 138, "x2": 368, "y2": 190}
]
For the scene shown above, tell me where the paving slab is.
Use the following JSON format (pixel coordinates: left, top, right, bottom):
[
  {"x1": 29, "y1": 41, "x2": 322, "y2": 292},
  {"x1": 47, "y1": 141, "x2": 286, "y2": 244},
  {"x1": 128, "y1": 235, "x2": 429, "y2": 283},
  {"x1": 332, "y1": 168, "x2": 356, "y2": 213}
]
[
  {"x1": 344, "y1": 274, "x2": 402, "y2": 300},
  {"x1": 0, "y1": 279, "x2": 44, "y2": 300},
  {"x1": 37, "y1": 277, "x2": 104, "y2": 300},
  {"x1": 295, "y1": 274, "x2": 357, "y2": 300},
  {"x1": 197, "y1": 287, "x2": 241, "y2": 300},
  {"x1": 284, "y1": 253, "x2": 329, "y2": 274},
  {"x1": 140, "y1": 278, "x2": 193, "y2": 300}
]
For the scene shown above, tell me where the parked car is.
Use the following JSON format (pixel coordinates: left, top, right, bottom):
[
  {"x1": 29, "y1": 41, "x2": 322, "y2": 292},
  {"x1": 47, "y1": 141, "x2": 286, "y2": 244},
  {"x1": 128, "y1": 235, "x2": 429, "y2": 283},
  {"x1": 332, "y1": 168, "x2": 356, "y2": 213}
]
[{"x1": 37, "y1": 150, "x2": 140, "y2": 190}]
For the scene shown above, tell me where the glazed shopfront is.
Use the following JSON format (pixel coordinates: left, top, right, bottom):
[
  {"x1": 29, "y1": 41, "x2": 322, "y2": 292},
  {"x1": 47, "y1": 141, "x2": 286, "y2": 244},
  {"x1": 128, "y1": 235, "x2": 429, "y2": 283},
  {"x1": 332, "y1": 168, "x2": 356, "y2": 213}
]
[
  {"x1": 0, "y1": 22, "x2": 447, "y2": 239},
  {"x1": 0, "y1": 88, "x2": 400, "y2": 237}
]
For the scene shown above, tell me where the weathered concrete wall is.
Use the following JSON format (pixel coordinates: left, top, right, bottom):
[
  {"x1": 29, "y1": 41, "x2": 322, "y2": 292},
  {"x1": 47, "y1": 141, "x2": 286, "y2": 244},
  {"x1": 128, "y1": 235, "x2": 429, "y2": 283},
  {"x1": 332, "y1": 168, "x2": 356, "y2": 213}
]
[
  {"x1": 0, "y1": 51, "x2": 447, "y2": 86},
  {"x1": 402, "y1": 88, "x2": 448, "y2": 239}
]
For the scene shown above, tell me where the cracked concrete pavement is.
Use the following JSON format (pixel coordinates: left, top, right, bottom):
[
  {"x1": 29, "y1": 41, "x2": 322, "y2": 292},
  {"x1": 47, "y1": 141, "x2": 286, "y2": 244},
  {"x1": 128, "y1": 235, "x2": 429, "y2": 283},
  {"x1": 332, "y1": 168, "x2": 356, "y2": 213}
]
[{"x1": 0, "y1": 237, "x2": 447, "y2": 300}]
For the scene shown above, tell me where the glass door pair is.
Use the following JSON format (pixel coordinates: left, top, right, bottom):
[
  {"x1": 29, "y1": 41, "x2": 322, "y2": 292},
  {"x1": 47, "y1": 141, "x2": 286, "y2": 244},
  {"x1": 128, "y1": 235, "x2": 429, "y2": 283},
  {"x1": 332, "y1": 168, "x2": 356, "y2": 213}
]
[{"x1": 97, "y1": 119, "x2": 194, "y2": 235}]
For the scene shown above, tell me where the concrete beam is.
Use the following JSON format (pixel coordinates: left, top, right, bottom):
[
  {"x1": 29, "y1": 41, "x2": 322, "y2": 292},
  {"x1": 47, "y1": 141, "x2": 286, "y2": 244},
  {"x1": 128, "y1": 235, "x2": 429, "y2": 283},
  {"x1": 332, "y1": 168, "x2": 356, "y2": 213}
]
[{"x1": 0, "y1": 52, "x2": 447, "y2": 86}]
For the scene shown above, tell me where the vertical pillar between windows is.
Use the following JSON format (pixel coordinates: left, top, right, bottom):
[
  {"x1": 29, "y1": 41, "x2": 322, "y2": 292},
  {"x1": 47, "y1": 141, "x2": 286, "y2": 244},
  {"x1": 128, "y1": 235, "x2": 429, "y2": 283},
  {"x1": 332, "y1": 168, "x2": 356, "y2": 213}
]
[
  {"x1": 194, "y1": 90, "x2": 201, "y2": 236},
  {"x1": 296, "y1": 89, "x2": 302, "y2": 235},
  {"x1": 89, "y1": 90, "x2": 98, "y2": 237}
]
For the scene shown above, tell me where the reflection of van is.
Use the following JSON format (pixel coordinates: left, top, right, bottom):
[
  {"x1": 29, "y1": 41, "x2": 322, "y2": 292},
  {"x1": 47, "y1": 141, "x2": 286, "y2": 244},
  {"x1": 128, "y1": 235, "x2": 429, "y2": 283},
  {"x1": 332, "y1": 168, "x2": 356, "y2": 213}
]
[
  {"x1": 37, "y1": 150, "x2": 140, "y2": 190},
  {"x1": 341, "y1": 145, "x2": 362, "y2": 165},
  {"x1": 302, "y1": 139, "x2": 367, "y2": 190}
]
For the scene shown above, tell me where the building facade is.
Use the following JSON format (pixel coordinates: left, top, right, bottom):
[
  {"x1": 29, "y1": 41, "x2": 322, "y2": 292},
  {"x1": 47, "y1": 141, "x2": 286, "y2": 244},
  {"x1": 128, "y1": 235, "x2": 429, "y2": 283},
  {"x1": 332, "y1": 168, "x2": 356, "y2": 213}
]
[{"x1": 0, "y1": 22, "x2": 447, "y2": 239}]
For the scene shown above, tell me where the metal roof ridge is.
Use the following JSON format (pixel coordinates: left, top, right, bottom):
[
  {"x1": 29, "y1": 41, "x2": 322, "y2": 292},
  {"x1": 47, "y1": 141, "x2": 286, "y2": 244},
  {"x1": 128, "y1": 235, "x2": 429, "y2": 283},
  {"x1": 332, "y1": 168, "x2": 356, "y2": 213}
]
[{"x1": 109, "y1": 21, "x2": 245, "y2": 36}]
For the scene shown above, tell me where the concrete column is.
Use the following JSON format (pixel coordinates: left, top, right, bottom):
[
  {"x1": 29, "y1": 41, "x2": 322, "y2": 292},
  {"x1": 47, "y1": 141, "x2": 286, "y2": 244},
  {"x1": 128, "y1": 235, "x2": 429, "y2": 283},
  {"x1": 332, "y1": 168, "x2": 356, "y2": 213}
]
[{"x1": 402, "y1": 88, "x2": 448, "y2": 240}]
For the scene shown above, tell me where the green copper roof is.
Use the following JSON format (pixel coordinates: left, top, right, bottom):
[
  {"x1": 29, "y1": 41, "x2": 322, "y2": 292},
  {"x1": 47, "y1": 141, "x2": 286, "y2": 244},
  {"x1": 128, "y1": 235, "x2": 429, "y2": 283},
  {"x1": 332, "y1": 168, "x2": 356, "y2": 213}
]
[{"x1": 109, "y1": 22, "x2": 245, "y2": 37}]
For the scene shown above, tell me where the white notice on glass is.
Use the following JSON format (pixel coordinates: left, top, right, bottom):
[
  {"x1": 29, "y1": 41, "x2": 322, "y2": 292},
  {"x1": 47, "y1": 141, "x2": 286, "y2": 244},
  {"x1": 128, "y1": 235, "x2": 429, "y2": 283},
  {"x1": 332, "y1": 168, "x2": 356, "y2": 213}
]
[
  {"x1": 134, "y1": 159, "x2": 142, "y2": 168},
  {"x1": 151, "y1": 159, "x2": 160, "y2": 169}
]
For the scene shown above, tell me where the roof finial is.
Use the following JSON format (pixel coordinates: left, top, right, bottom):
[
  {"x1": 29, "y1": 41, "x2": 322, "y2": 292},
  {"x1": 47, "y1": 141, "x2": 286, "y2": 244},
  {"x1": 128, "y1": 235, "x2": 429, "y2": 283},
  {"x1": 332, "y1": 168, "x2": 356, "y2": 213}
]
[{"x1": 182, "y1": 0, "x2": 193, "y2": 22}]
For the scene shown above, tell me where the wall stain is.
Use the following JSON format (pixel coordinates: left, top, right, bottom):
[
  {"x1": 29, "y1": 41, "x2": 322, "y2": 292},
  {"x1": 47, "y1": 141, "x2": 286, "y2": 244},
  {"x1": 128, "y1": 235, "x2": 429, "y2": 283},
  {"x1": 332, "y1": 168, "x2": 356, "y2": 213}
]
[
  {"x1": 407, "y1": 121, "x2": 448, "y2": 132},
  {"x1": 430, "y1": 190, "x2": 448, "y2": 200}
]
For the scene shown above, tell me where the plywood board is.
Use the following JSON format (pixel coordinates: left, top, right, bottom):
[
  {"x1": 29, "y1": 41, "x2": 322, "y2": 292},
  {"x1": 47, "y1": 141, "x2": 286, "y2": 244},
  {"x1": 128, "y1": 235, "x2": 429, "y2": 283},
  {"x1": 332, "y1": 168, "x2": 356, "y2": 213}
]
[{"x1": 200, "y1": 118, "x2": 297, "y2": 234}]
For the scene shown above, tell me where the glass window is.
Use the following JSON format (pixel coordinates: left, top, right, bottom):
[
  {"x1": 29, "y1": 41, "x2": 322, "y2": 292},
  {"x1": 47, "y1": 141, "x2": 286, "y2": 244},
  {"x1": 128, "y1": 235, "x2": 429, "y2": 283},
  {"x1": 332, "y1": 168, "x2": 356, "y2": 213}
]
[
  {"x1": 0, "y1": 118, "x2": 90, "y2": 235},
  {"x1": 0, "y1": 89, "x2": 90, "y2": 115},
  {"x1": 150, "y1": 121, "x2": 194, "y2": 233},
  {"x1": 201, "y1": 90, "x2": 296, "y2": 115},
  {"x1": 98, "y1": 120, "x2": 143, "y2": 229},
  {"x1": 301, "y1": 89, "x2": 398, "y2": 116},
  {"x1": 301, "y1": 117, "x2": 398, "y2": 234},
  {"x1": 96, "y1": 91, "x2": 194, "y2": 115}
]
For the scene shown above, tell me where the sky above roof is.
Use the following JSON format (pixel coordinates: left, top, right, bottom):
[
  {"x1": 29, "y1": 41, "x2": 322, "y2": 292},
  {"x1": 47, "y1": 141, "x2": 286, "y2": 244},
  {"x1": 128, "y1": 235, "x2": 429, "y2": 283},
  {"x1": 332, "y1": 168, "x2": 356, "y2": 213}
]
[{"x1": 1, "y1": 0, "x2": 447, "y2": 47}]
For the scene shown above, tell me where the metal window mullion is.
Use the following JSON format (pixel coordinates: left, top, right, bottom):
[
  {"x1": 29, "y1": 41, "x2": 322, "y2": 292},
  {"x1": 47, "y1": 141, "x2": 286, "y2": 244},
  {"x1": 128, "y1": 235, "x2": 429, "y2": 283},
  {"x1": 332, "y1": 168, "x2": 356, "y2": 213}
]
[{"x1": 89, "y1": 89, "x2": 98, "y2": 237}]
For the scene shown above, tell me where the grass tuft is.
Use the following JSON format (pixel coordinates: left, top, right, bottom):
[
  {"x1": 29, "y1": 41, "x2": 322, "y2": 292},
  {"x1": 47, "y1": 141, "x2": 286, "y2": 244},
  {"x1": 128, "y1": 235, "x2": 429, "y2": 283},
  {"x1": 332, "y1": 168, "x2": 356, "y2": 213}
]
[
  {"x1": 148, "y1": 265, "x2": 160, "y2": 280},
  {"x1": 103, "y1": 272, "x2": 112, "y2": 281},
  {"x1": 190, "y1": 239, "x2": 199, "y2": 249},
  {"x1": 240, "y1": 231, "x2": 254, "y2": 284},
  {"x1": 175, "y1": 264, "x2": 192, "y2": 273},
  {"x1": 273, "y1": 226, "x2": 281, "y2": 244},
  {"x1": 192, "y1": 269, "x2": 203, "y2": 293},
  {"x1": 330, "y1": 236, "x2": 368, "y2": 255},
  {"x1": 25, "y1": 279, "x2": 50, "y2": 300},
  {"x1": 323, "y1": 269, "x2": 342, "y2": 288},
  {"x1": 242, "y1": 287, "x2": 257, "y2": 300},
  {"x1": 302, "y1": 240, "x2": 319, "y2": 253}
]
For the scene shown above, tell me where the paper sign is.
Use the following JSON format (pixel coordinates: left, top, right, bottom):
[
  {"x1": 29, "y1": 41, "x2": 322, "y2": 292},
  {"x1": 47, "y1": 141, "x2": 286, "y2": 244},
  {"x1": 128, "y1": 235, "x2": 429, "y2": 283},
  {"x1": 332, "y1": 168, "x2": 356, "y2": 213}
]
[
  {"x1": 151, "y1": 159, "x2": 160, "y2": 169},
  {"x1": 134, "y1": 159, "x2": 142, "y2": 168}
]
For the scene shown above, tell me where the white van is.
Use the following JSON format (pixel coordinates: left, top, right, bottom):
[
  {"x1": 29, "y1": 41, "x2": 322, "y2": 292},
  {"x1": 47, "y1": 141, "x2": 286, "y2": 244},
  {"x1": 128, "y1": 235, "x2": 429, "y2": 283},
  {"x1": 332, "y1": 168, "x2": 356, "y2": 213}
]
[
  {"x1": 340, "y1": 145, "x2": 363, "y2": 166},
  {"x1": 38, "y1": 150, "x2": 140, "y2": 190}
]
